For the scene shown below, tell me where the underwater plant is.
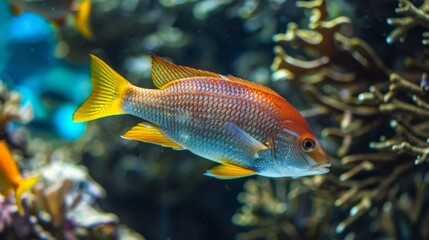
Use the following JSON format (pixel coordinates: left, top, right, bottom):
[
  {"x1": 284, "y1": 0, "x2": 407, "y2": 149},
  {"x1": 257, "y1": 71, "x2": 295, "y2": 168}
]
[{"x1": 234, "y1": 0, "x2": 429, "y2": 239}]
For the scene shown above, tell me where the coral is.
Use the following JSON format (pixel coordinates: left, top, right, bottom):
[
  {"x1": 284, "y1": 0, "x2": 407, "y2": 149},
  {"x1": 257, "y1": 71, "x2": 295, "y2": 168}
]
[
  {"x1": 0, "y1": 196, "x2": 15, "y2": 232},
  {"x1": 235, "y1": 0, "x2": 429, "y2": 239},
  {"x1": 0, "y1": 81, "x2": 144, "y2": 240},
  {"x1": 387, "y1": 0, "x2": 429, "y2": 44},
  {"x1": 233, "y1": 178, "x2": 332, "y2": 240},
  {"x1": 0, "y1": 144, "x2": 143, "y2": 239},
  {"x1": 0, "y1": 81, "x2": 33, "y2": 133},
  {"x1": 0, "y1": 161, "x2": 145, "y2": 240},
  {"x1": 0, "y1": 150, "x2": 145, "y2": 240}
]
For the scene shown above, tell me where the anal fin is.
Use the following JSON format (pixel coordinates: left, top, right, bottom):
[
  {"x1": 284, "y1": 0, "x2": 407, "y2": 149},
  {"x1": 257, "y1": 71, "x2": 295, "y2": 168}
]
[
  {"x1": 205, "y1": 164, "x2": 256, "y2": 179},
  {"x1": 122, "y1": 122, "x2": 184, "y2": 150}
]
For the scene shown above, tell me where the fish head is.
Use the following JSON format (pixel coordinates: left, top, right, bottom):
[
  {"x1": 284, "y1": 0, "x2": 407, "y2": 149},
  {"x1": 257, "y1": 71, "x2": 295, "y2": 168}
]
[{"x1": 271, "y1": 121, "x2": 330, "y2": 177}]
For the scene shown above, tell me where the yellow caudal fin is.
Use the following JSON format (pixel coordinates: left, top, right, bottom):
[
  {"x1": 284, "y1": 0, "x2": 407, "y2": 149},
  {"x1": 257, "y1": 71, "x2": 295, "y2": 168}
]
[
  {"x1": 75, "y1": 0, "x2": 94, "y2": 40},
  {"x1": 15, "y1": 175, "x2": 40, "y2": 214},
  {"x1": 73, "y1": 55, "x2": 131, "y2": 122}
]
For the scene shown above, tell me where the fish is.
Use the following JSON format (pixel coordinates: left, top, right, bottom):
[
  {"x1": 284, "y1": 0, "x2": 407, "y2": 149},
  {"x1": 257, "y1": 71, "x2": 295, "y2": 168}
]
[
  {"x1": 73, "y1": 54, "x2": 330, "y2": 179},
  {"x1": 73, "y1": 0, "x2": 93, "y2": 40},
  {"x1": 7, "y1": 0, "x2": 94, "y2": 40},
  {"x1": 0, "y1": 140, "x2": 40, "y2": 213}
]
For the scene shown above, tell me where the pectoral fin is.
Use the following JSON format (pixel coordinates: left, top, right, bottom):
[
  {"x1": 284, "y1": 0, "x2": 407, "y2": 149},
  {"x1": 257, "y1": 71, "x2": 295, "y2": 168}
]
[
  {"x1": 205, "y1": 164, "x2": 257, "y2": 179},
  {"x1": 225, "y1": 123, "x2": 268, "y2": 157},
  {"x1": 121, "y1": 122, "x2": 184, "y2": 150}
]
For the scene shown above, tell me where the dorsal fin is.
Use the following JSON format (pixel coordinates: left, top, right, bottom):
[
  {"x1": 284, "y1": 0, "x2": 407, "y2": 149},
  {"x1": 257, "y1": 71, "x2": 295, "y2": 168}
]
[
  {"x1": 151, "y1": 55, "x2": 282, "y2": 97},
  {"x1": 225, "y1": 75, "x2": 282, "y2": 97},
  {"x1": 151, "y1": 54, "x2": 221, "y2": 89}
]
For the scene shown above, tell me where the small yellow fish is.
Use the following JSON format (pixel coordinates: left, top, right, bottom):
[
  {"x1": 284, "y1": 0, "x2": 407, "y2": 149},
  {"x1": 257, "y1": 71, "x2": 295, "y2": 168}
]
[
  {"x1": 74, "y1": 0, "x2": 94, "y2": 40},
  {"x1": 74, "y1": 55, "x2": 330, "y2": 179},
  {"x1": 0, "y1": 140, "x2": 39, "y2": 214},
  {"x1": 7, "y1": 0, "x2": 94, "y2": 40}
]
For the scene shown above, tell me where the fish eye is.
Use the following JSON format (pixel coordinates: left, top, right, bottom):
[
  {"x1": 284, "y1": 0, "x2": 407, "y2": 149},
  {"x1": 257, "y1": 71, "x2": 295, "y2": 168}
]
[{"x1": 301, "y1": 138, "x2": 316, "y2": 152}]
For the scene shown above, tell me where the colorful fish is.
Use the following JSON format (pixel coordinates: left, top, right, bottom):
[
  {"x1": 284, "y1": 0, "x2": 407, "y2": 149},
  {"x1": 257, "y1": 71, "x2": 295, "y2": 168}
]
[
  {"x1": 73, "y1": 55, "x2": 330, "y2": 179},
  {"x1": 7, "y1": 0, "x2": 94, "y2": 40},
  {"x1": 0, "y1": 140, "x2": 40, "y2": 213}
]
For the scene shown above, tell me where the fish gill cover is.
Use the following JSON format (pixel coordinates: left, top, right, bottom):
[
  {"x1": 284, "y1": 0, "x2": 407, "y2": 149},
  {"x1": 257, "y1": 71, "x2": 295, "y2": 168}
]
[{"x1": 0, "y1": 0, "x2": 428, "y2": 239}]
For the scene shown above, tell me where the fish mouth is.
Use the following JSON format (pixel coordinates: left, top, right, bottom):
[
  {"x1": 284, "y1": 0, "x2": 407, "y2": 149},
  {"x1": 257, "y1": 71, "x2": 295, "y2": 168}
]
[{"x1": 310, "y1": 163, "x2": 331, "y2": 174}]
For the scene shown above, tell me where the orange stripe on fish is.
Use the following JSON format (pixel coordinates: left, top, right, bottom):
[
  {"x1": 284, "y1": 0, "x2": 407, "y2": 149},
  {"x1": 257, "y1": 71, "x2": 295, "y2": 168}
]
[
  {"x1": 0, "y1": 140, "x2": 40, "y2": 214},
  {"x1": 74, "y1": 54, "x2": 330, "y2": 179}
]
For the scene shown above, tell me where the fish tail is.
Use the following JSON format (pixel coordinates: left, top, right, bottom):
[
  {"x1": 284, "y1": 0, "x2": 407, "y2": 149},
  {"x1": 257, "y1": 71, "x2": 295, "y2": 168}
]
[
  {"x1": 75, "y1": 0, "x2": 94, "y2": 40},
  {"x1": 15, "y1": 175, "x2": 40, "y2": 214},
  {"x1": 73, "y1": 55, "x2": 132, "y2": 122}
]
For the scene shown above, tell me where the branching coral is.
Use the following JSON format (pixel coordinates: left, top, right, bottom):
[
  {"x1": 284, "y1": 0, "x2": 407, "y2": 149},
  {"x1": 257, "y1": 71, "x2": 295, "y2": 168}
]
[
  {"x1": 233, "y1": 178, "x2": 333, "y2": 240},
  {"x1": 235, "y1": 0, "x2": 429, "y2": 239},
  {"x1": 387, "y1": 0, "x2": 429, "y2": 44}
]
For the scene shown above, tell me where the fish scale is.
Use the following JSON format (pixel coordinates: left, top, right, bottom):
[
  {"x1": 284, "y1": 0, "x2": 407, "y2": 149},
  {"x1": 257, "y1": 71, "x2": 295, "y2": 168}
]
[
  {"x1": 123, "y1": 77, "x2": 285, "y2": 169},
  {"x1": 73, "y1": 54, "x2": 330, "y2": 179}
]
